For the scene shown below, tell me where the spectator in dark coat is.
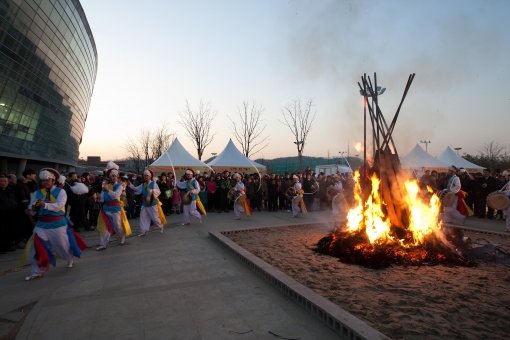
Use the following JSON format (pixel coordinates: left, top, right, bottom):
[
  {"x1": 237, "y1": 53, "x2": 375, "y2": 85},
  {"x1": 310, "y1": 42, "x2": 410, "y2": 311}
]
[
  {"x1": 0, "y1": 173, "x2": 18, "y2": 253},
  {"x1": 87, "y1": 189, "x2": 100, "y2": 228},
  {"x1": 267, "y1": 178, "x2": 278, "y2": 211},
  {"x1": 474, "y1": 169, "x2": 500, "y2": 218}
]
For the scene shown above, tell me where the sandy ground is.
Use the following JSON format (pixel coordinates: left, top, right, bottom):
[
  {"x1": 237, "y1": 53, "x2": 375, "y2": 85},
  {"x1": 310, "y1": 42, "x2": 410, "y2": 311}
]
[{"x1": 226, "y1": 225, "x2": 510, "y2": 339}]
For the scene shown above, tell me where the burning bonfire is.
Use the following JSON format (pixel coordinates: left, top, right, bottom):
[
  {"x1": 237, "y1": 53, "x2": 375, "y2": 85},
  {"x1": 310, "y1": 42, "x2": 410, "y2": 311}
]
[
  {"x1": 316, "y1": 171, "x2": 475, "y2": 268},
  {"x1": 316, "y1": 73, "x2": 476, "y2": 268}
]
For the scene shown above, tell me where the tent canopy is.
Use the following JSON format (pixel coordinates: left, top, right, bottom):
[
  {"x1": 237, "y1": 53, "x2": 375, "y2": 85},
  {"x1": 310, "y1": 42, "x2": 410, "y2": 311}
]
[
  {"x1": 207, "y1": 139, "x2": 266, "y2": 173},
  {"x1": 437, "y1": 146, "x2": 484, "y2": 171},
  {"x1": 148, "y1": 138, "x2": 211, "y2": 174},
  {"x1": 401, "y1": 144, "x2": 449, "y2": 170}
]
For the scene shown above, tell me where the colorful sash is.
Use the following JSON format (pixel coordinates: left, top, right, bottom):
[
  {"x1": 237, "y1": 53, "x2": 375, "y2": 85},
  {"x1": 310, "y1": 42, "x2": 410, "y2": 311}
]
[
  {"x1": 157, "y1": 199, "x2": 167, "y2": 224},
  {"x1": 456, "y1": 190, "x2": 473, "y2": 216},
  {"x1": 102, "y1": 183, "x2": 122, "y2": 213},
  {"x1": 20, "y1": 228, "x2": 87, "y2": 267},
  {"x1": 39, "y1": 215, "x2": 65, "y2": 223},
  {"x1": 97, "y1": 201, "x2": 132, "y2": 237},
  {"x1": 141, "y1": 181, "x2": 158, "y2": 207},
  {"x1": 34, "y1": 187, "x2": 67, "y2": 229}
]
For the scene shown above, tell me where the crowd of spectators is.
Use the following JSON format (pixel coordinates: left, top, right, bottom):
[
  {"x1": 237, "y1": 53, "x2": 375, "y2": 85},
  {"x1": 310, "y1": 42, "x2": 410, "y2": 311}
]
[
  {"x1": 155, "y1": 169, "x2": 356, "y2": 216},
  {"x1": 418, "y1": 167, "x2": 508, "y2": 219},
  {"x1": 1, "y1": 165, "x2": 508, "y2": 254}
]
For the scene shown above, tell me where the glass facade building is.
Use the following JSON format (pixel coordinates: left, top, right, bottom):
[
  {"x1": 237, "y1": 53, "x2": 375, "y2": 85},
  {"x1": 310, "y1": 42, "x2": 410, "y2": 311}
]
[{"x1": 0, "y1": 0, "x2": 97, "y2": 174}]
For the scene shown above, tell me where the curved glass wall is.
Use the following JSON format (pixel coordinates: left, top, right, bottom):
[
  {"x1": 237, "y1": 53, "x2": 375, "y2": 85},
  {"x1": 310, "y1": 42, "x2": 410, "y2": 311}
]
[{"x1": 0, "y1": 0, "x2": 97, "y2": 170}]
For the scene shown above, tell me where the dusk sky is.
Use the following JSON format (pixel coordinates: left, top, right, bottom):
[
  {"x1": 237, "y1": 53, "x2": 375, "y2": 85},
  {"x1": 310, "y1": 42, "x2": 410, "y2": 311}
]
[{"x1": 79, "y1": 0, "x2": 510, "y2": 162}]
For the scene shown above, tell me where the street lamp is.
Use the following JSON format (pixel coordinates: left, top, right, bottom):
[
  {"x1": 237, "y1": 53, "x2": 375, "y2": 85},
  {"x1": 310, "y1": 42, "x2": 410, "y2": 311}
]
[
  {"x1": 294, "y1": 140, "x2": 304, "y2": 171},
  {"x1": 359, "y1": 86, "x2": 386, "y2": 97},
  {"x1": 339, "y1": 151, "x2": 353, "y2": 169},
  {"x1": 420, "y1": 140, "x2": 431, "y2": 152},
  {"x1": 454, "y1": 147, "x2": 462, "y2": 156},
  {"x1": 360, "y1": 85, "x2": 386, "y2": 150},
  {"x1": 338, "y1": 151, "x2": 346, "y2": 166}
]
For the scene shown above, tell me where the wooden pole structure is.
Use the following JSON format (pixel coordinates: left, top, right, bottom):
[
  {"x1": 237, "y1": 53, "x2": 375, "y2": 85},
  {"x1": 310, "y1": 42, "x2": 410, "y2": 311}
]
[{"x1": 357, "y1": 73, "x2": 415, "y2": 228}]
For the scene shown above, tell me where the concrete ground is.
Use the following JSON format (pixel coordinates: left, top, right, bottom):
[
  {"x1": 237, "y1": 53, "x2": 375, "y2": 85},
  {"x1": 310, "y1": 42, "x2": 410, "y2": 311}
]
[
  {"x1": 0, "y1": 210, "x2": 507, "y2": 339},
  {"x1": 0, "y1": 210, "x2": 341, "y2": 340}
]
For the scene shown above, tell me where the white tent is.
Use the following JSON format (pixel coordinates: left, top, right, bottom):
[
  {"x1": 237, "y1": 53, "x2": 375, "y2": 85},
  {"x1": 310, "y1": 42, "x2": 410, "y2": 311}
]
[
  {"x1": 207, "y1": 139, "x2": 267, "y2": 173},
  {"x1": 401, "y1": 144, "x2": 449, "y2": 171},
  {"x1": 149, "y1": 138, "x2": 211, "y2": 174},
  {"x1": 437, "y1": 146, "x2": 484, "y2": 171}
]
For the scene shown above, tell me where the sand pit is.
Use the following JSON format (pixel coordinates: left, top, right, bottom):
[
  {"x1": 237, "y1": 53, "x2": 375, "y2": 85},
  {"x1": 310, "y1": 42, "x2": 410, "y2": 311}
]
[{"x1": 226, "y1": 225, "x2": 510, "y2": 339}]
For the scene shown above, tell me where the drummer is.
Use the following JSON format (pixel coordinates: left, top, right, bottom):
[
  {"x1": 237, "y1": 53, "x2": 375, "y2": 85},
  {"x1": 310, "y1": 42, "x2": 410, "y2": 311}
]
[
  {"x1": 232, "y1": 173, "x2": 250, "y2": 220},
  {"x1": 128, "y1": 169, "x2": 164, "y2": 236},
  {"x1": 442, "y1": 166, "x2": 468, "y2": 225},
  {"x1": 501, "y1": 170, "x2": 510, "y2": 232},
  {"x1": 290, "y1": 175, "x2": 304, "y2": 218},
  {"x1": 176, "y1": 169, "x2": 202, "y2": 225}
]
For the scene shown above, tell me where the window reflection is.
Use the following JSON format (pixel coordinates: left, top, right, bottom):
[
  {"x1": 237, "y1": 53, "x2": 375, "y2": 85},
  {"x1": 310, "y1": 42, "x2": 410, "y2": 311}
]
[{"x1": 0, "y1": 0, "x2": 97, "y2": 167}]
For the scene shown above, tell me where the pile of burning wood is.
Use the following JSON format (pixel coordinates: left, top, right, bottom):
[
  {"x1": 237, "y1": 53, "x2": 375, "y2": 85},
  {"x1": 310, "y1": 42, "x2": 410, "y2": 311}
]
[{"x1": 315, "y1": 73, "x2": 503, "y2": 268}]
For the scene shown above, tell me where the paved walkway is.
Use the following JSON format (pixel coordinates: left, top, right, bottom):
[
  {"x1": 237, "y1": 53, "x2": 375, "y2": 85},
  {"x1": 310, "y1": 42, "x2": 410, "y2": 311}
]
[
  {"x1": 0, "y1": 210, "x2": 507, "y2": 339},
  {"x1": 1, "y1": 210, "x2": 340, "y2": 339}
]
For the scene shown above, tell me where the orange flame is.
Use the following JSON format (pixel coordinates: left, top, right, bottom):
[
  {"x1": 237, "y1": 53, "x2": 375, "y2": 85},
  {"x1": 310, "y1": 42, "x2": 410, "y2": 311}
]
[
  {"x1": 346, "y1": 171, "x2": 443, "y2": 246},
  {"x1": 403, "y1": 182, "x2": 442, "y2": 245}
]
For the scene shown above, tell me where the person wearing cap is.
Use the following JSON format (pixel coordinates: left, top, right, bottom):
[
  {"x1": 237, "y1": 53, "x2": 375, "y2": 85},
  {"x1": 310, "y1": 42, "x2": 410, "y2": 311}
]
[
  {"x1": 96, "y1": 164, "x2": 131, "y2": 250},
  {"x1": 290, "y1": 175, "x2": 305, "y2": 217},
  {"x1": 129, "y1": 169, "x2": 164, "y2": 236},
  {"x1": 24, "y1": 169, "x2": 84, "y2": 281},
  {"x1": 442, "y1": 166, "x2": 468, "y2": 224},
  {"x1": 232, "y1": 173, "x2": 251, "y2": 219},
  {"x1": 177, "y1": 169, "x2": 202, "y2": 225}
]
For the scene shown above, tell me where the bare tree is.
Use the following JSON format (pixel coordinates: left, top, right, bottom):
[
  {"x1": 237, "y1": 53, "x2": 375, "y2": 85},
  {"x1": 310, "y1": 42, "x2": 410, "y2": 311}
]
[
  {"x1": 480, "y1": 141, "x2": 506, "y2": 172},
  {"x1": 125, "y1": 130, "x2": 149, "y2": 174},
  {"x1": 151, "y1": 125, "x2": 174, "y2": 161},
  {"x1": 281, "y1": 99, "x2": 316, "y2": 171},
  {"x1": 140, "y1": 129, "x2": 151, "y2": 168},
  {"x1": 125, "y1": 125, "x2": 174, "y2": 173},
  {"x1": 178, "y1": 100, "x2": 215, "y2": 160},
  {"x1": 229, "y1": 100, "x2": 268, "y2": 157},
  {"x1": 125, "y1": 141, "x2": 143, "y2": 174}
]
